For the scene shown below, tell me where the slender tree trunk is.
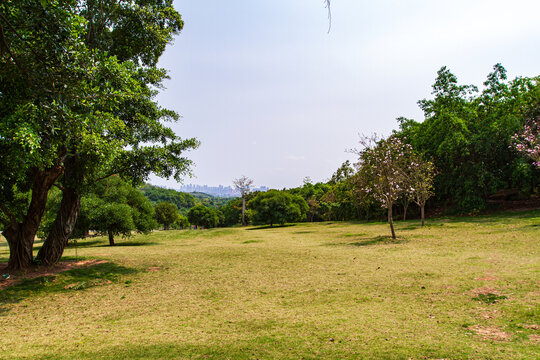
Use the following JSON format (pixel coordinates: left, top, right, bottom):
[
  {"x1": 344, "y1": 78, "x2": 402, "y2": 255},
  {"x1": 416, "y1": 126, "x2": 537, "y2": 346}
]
[
  {"x1": 388, "y1": 204, "x2": 396, "y2": 239},
  {"x1": 403, "y1": 203, "x2": 408, "y2": 221},
  {"x1": 421, "y1": 205, "x2": 425, "y2": 227},
  {"x1": 2, "y1": 167, "x2": 63, "y2": 270},
  {"x1": 241, "y1": 195, "x2": 246, "y2": 226},
  {"x1": 164, "y1": 223, "x2": 170, "y2": 231},
  {"x1": 36, "y1": 154, "x2": 83, "y2": 266},
  {"x1": 108, "y1": 231, "x2": 115, "y2": 246}
]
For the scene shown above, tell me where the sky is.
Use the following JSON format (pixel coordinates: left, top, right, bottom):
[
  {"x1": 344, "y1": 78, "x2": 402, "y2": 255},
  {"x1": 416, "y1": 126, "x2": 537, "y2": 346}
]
[{"x1": 149, "y1": 0, "x2": 540, "y2": 190}]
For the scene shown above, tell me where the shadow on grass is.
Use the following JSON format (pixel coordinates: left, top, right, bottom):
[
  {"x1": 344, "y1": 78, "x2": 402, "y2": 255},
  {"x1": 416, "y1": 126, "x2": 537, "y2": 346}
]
[
  {"x1": 0, "y1": 262, "x2": 138, "y2": 315},
  {"x1": 326, "y1": 235, "x2": 407, "y2": 247},
  {"x1": 247, "y1": 224, "x2": 297, "y2": 231},
  {"x1": 30, "y1": 340, "x2": 292, "y2": 360},
  {"x1": 97, "y1": 241, "x2": 159, "y2": 247},
  {"x1": 446, "y1": 209, "x2": 540, "y2": 224},
  {"x1": 66, "y1": 240, "x2": 103, "y2": 248}
]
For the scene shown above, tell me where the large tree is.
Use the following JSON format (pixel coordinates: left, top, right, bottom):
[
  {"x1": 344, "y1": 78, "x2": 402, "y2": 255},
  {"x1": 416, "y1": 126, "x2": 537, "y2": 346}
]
[{"x1": 0, "y1": 1, "x2": 198, "y2": 270}]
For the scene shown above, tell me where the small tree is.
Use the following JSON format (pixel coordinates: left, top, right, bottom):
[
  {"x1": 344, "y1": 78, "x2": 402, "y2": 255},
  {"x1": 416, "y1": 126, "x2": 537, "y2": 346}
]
[
  {"x1": 174, "y1": 215, "x2": 190, "y2": 230},
  {"x1": 233, "y1": 176, "x2": 254, "y2": 226},
  {"x1": 248, "y1": 190, "x2": 308, "y2": 227},
  {"x1": 187, "y1": 205, "x2": 221, "y2": 229},
  {"x1": 70, "y1": 177, "x2": 157, "y2": 246},
  {"x1": 155, "y1": 202, "x2": 179, "y2": 230},
  {"x1": 354, "y1": 134, "x2": 414, "y2": 239},
  {"x1": 407, "y1": 157, "x2": 436, "y2": 226}
]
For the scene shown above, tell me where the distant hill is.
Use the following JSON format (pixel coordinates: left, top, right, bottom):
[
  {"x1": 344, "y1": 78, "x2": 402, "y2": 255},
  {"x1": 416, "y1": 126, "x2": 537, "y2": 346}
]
[
  {"x1": 190, "y1": 192, "x2": 234, "y2": 208},
  {"x1": 139, "y1": 184, "x2": 233, "y2": 211},
  {"x1": 139, "y1": 184, "x2": 198, "y2": 213}
]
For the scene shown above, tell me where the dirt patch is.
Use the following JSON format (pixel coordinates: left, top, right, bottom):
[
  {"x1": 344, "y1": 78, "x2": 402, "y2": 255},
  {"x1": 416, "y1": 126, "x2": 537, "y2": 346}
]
[
  {"x1": 0, "y1": 260, "x2": 108, "y2": 290},
  {"x1": 479, "y1": 309, "x2": 500, "y2": 320},
  {"x1": 146, "y1": 267, "x2": 161, "y2": 272},
  {"x1": 529, "y1": 334, "x2": 540, "y2": 343},
  {"x1": 470, "y1": 287, "x2": 501, "y2": 296},
  {"x1": 524, "y1": 324, "x2": 539, "y2": 330},
  {"x1": 470, "y1": 325, "x2": 511, "y2": 341},
  {"x1": 475, "y1": 274, "x2": 501, "y2": 281}
]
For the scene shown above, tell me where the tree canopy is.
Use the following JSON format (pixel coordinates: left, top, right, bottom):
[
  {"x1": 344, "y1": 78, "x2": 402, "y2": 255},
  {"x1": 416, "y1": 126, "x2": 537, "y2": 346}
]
[{"x1": 0, "y1": 0, "x2": 198, "y2": 269}]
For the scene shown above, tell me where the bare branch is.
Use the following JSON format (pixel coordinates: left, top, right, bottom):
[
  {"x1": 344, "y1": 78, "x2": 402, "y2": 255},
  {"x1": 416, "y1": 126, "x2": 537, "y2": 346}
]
[
  {"x1": 233, "y1": 176, "x2": 254, "y2": 196},
  {"x1": 325, "y1": 0, "x2": 332, "y2": 33}
]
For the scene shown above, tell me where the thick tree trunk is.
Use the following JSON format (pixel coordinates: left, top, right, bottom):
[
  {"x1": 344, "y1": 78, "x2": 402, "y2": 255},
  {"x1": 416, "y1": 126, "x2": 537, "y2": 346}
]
[
  {"x1": 2, "y1": 167, "x2": 63, "y2": 270},
  {"x1": 241, "y1": 196, "x2": 246, "y2": 226},
  {"x1": 388, "y1": 205, "x2": 396, "y2": 239},
  {"x1": 35, "y1": 188, "x2": 81, "y2": 266},
  {"x1": 421, "y1": 205, "x2": 425, "y2": 227},
  {"x1": 164, "y1": 223, "x2": 170, "y2": 230},
  {"x1": 36, "y1": 154, "x2": 83, "y2": 266},
  {"x1": 108, "y1": 231, "x2": 115, "y2": 246}
]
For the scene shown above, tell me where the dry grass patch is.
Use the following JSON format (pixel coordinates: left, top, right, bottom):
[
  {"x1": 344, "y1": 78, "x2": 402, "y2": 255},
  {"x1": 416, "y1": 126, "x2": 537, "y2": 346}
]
[{"x1": 0, "y1": 210, "x2": 539, "y2": 359}]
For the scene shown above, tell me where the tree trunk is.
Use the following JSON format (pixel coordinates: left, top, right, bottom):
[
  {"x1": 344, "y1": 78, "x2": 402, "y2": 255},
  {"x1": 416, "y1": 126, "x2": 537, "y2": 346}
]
[
  {"x1": 388, "y1": 205, "x2": 396, "y2": 239},
  {"x1": 164, "y1": 223, "x2": 170, "y2": 231},
  {"x1": 36, "y1": 154, "x2": 83, "y2": 266},
  {"x1": 35, "y1": 188, "x2": 81, "y2": 266},
  {"x1": 241, "y1": 196, "x2": 246, "y2": 226},
  {"x1": 403, "y1": 203, "x2": 408, "y2": 221},
  {"x1": 108, "y1": 231, "x2": 115, "y2": 246},
  {"x1": 421, "y1": 205, "x2": 425, "y2": 227},
  {"x1": 2, "y1": 167, "x2": 63, "y2": 270}
]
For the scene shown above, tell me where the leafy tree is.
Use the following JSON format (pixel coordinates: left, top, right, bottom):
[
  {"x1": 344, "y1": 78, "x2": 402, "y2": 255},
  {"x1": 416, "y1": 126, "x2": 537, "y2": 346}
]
[
  {"x1": 406, "y1": 156, "x2": 437, "y2": 226},
  {"x1": 233, "y1": 176, "x2": 253, "y2": 226},
  {"x1": 248, "y1": 190, "x2": 308, "y2": 227},
  {"x1": 0, "y1": 1, "x2": 198, "y2": 269},
  {"x1": 174, "y1": 214, "x2": 190, "y2": 230},
  {"x1": 398, "y1": 65, "x2": 539, "y2": 212},
  {"x1": 155, "y1": 202, "x2": 179, "y2": 231},
  {"x1": 67, "y1": 176, "x2": 157, "y2": 246},
  {"x1": 219, "y1": 198, "x2": 242, "y2": 226},
  {"x1": 187, "y1": 205, "x2": 221, "y2": 229}
]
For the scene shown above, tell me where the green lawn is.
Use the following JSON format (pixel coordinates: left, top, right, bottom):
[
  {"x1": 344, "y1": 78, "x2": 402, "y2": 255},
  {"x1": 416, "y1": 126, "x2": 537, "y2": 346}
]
[{"x1": 1, "y1": 211, "x2": 539, "y2": 359}]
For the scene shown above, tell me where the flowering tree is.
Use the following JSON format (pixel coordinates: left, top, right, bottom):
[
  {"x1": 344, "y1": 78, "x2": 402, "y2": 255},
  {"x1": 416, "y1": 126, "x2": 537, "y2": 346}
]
[
  {"x1": 512, "y1": 118, "x2": 540, "y2": 167},
  {"x1": 354, "y1": 135, "x2": 414, "y2": 239}
]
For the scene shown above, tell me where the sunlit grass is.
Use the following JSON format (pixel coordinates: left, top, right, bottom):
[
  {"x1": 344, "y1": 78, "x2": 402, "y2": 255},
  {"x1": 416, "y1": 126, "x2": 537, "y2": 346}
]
[{"x1": 0, "y1": 210, "x2": 539, "y2": 359}]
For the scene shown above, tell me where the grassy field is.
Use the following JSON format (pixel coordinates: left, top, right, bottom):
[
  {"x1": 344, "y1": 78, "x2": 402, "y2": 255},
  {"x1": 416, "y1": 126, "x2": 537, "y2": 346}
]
[{"x1": 0, "y1": 211, "x2": 539, "y2": 359}]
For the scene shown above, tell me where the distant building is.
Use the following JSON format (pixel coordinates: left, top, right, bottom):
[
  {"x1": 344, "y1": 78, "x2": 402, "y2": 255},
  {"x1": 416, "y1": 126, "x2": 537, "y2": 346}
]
[{"x1": 177, "y1": 184, "x2": 269, "y2": 198}]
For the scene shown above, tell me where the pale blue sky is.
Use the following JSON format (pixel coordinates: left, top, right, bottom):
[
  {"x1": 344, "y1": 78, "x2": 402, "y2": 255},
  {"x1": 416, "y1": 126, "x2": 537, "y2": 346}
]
[{"x1": 150, "y1": 0, "x2": 540, "y2": 190}]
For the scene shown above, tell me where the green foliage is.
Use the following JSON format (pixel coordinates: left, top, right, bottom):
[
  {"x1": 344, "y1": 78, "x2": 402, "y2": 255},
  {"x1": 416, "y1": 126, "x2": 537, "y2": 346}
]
[
  {"x1": 219, "y1": 198, "x2": 243, "y2": 226},
  {"x1": 248, "y1": 190, "x2": 308, "y2": 227},
  {"x1": 187, "y1": 205, "x2": 222, "y2": 229},
  {"x1": 71, "y1": 176, "x2": 157, "y2": 241},
  {"x1": 154, "y1": 202, "x2": 179, "y2": 230},
  {"x1": 173, "y1": 214, "x2": 190, "y2": 230},
  {"x1": 0, "y1": 0, "x2": 198, "y2": 266},
  {"x1": 398, "y1": 64, "x2": 540, "y2": 211}
]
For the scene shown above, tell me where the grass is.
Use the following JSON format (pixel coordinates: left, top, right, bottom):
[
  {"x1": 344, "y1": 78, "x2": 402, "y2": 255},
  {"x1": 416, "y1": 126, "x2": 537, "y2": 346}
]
[{"x1": 0, "y1": 210, "x2": 539, "y2": 359}]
